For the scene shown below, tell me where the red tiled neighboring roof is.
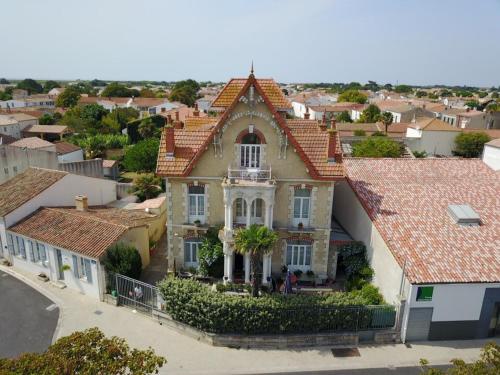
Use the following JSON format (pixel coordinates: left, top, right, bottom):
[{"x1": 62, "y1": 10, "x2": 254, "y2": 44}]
[
  {"x1": 10, "y1": 137, "x2": 55, "y2": 149},
  {"x1": 130, "y1": 98, "x2": 169, "y2": 107},
  {"x1": 54, "y1": 141, "x2": 82, "y2": 155},
  {"x1": 23, "y1": 125, "x2": 69, "y2": 134},
  {"x1": 309, "y1": 103, "x2": 365, "y2": 112},
  {"x1": 79, "y1": 97, "x2": 130, "y2": 105},
  {"x1": 211, "y1": 78, "x2": 291, "y2": 110},
  {"x1": 345, "y1": 158, "x2": 500, "y2": 284},
  {"x1": 156, "y1": 75, "x2": 344, "y2": 180},
  {"x1": 0, "y1": 168, "x2": 67, "y2": 217},
  {"x1": 158, "y1": 107, "x2": 207, "y2": 123},
  {"x1": 183, "y1": 116, "x2": 219, "y2": 130},
  {"x1": 409, "y1": 118, "x2": 461, "y2": 132},
  {"x1": 102, "y1": 159, "x2": 117, "y2": 168},
  {"x1": 8, "y1": 207, "x2": 153, "y2": 259}
]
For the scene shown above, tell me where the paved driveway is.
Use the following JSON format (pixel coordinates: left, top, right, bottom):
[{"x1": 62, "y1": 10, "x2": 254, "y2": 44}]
[{"x1": 0, "y1": 270, "x2": 59, "y2": 358}]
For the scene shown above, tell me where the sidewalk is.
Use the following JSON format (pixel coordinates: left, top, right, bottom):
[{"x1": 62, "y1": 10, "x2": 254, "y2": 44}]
[{"x1": 2, "y1": 264, "x2": 498, "y2": 375}]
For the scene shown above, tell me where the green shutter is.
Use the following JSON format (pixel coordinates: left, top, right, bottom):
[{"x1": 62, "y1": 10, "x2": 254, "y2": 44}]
[{"x1": 416, "y1": 286, "x2": 434, "y2": 301}]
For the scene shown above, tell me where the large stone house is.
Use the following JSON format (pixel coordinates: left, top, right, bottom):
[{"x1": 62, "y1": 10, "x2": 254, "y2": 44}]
[{"x1": 156, "y1": 72, "x2": 344, "y2": 284}]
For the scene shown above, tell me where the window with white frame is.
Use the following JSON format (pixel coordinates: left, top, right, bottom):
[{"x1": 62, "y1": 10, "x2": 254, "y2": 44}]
[
  {"x1": 184, "y1": 239, "x2": 201, "y2": 267},
  {"x1": 240, "y1": 132, "x2": 261, "y2": 168},
  {"x1": 29, "y1": 241, "x2": 48, "y2": 265},
  {"x1": 6, "y1": 234, "x2": 15, "y2": 255},
  {"x1": 234, "y1": 198, "x2": 263, "y2": 224},
  {"x1": 235, "y1": 198, "x2": 246, "y2": 224},
  {"x1": 72, "y1": 255, "x2": 93, "y2": 283},
  {"x1": 286, "y1": 241, "x2": 312, "y2": 271},
  {"x1": 188, "y1": 185, "x2": 205, "y2": 223},
  {"x1": 293, "y1": 188, "x2": 311, "y2": 227},
  {"x1": 14, "y1": 236, "x2": 26, "y2": 259}
]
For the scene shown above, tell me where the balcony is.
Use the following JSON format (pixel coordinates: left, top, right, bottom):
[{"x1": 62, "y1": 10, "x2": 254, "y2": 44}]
[{"x1": 227, "y1": 164, "x2": 272, "y2": 184}]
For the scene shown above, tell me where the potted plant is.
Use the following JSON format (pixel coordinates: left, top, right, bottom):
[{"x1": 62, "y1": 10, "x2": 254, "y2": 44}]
[
  {"x1": 61, "y1": 264, "x2": 71, "y2": 272},
  {"x1": 281, "y1": 265, "x2": 288, "y2": 274},
  {"x1": 293, "y1": 269, "x2": 303, "y2": 279},
  {"x1": 298, "y1": 222, "x2": 304, "y2": 230},
  {"x1": 37, "y1": 273, "x2": 49, "y2": 282},
  {"x1": 306, "y1": 270, "x2": 315, "y2": 278},
  {"x1": 193, "y1": 219, "x2": 201, "y2": 227}
]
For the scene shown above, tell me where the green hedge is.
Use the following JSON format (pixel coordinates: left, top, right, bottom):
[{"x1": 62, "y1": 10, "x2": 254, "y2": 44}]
[{"x1": 157, "y1": 278, "x2": 395, "y2": 334}]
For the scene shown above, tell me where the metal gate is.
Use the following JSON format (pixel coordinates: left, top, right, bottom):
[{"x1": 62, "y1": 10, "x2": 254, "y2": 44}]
[{"x1": 107, "y1": 272, "x2": 165, "y2": 315}]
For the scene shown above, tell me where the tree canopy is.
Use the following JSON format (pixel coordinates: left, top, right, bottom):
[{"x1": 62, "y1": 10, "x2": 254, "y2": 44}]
[
  {"x1": 358, "y1": 104, "x2": 381, "y2": 123},
  {"x1": 337, "y1": 89, "x2": 368, "y2": 104},
  {"x1": 453, "y1": 132, "x2": 490, "y2": 158},
  {"x1": 336, "y1": 110, "x2": 352, "y2": 123},
  {"x1": 169, "y1": 79, "x2": 200, "y2": 106},
  {"x1": 90, "y1": 79, "x2": 107, "y2": 87},
  {"x1": 16, "y1": 78, "x2": 43, "y2": 94},
  {"x1": 130, "y1": 174, "x2": 162, "y2": 202},
  {"x1": 101, "y1": 82, "x2": 140, "y2": 97},
  {"x1": 352, "y1": 137, "x2": 402, "y2": 157},
  {"x1": 39, "y1": 113, "x2": 56, "y2": 125},
  {"x1": 56, "y1": 85, "x2": 81, "y2": 108},
  {"x1": 43, "y1": 80, "x2": 61, "y2": 93},
  {"x1": 394, "y1": 84, "x2": 412, "y2": 93},
  {"x1": 102, "y1": 243, "x2": 143, "y2": 279},
  {"x1": 378, "y1": 111, "x2": 393, "y2": 134},
  {"x1": 122, "y1": 138, "x2": 160, "y2": 172},
  {"x1": 0, "y1": 327, "x2": 165, "y2": 375}
]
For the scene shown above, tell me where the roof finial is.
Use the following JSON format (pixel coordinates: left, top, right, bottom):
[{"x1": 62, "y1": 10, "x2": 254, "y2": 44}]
[{"x1": 250, "y1": 60, "x2": 254, "y2": 76}]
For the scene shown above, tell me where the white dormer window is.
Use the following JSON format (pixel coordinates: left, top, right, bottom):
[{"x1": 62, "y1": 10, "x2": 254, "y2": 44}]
[{"x1": 240, "y1": 132, "x2": 261, "y2": 168}]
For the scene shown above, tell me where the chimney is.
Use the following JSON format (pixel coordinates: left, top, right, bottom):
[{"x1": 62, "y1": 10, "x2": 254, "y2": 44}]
[
  {"x1": 327, "y1": 128, "x2": 338, "y2": 163},
  {"x1": 319, "y1": 111, "x2": 327, "y2": 131},
  {"x1": 161, "y1": 107, "x2": 166, "y2": 113},
  {"x1": 175, "y1": 111, "x2": 179, "y2": 122},
  {"x1": 165, "y1": 124, "x2": 175, "y2": 157},
  {"x1": 193, "y1": 103, "x2": 200, "y2": 117},
  {"x1": 75, "y1": 195, "x2": 88, "y2": 212},
  {"x1": 304, "y1": 106, "x2": 310, "y2": 119},
  {"x1": 166, "y1": 114, "x2": 172, "y2": 124},
  {"x1": 173, "y1": 111, "x2": 182, "y2": 129}
]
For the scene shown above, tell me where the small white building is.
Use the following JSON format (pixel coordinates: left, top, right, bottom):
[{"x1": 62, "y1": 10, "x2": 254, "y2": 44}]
[
  {"x1": 334, "y1": 158, "x2": 500, "y2": 342},
  {"x1": 405, "y1": 118, "x2": 461, "y2": 156},
  {"x1": 0, "y1": 113, "x2": 38, "y2": 139},
  {"x1": 483, "y1": 138, "x2": 500, "y2": 171},
  {"x1": 54, "y1": 141, "x2": 84, "y2": 163}
]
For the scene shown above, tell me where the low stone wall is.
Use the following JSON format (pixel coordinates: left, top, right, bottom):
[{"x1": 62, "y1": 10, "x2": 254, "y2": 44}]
[{"x1": 152, "y1": 310, "x2": 400, "y2": 349}]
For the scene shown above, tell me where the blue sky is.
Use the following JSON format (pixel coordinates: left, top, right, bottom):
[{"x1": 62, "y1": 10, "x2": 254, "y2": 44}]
[{"x1": 1, "y1": 0, "x2": 499, "y2": 86}]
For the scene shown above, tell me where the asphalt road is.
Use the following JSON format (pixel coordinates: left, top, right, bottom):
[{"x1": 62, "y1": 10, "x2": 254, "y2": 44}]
[
  {"x1": 247, "y1": 365, "x2": 449, "y2": 375},
  {"x1": 0, "y1": 270, "x2": 59, "y2": 358}
]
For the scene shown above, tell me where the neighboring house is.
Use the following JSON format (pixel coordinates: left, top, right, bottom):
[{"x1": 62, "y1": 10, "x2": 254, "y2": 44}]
[
  {"x1": 156, "y1": 72, "x2": 343, "y2": 284},
  {"x1": 0, "y1": 94, "x2": 55, "y2": 110},
  {"x1": 54, "y1": 141, "x2": 84, "y2": 163},
  {"x1": 483, "y1": 138, "x2": 500, "y2": 171},
  {"x1": 119, "y1": 196, "x2": 167, "y2": 243},
  {"x1": 405, "y1": 118, "x2": 461, "y2": 156},
  {"x1": 21, "y1": 124, "x2": 70, "y2": 141},
  {"x1": 375, "y1": 101, "x2": 433, "y2": 123},
  {"x1": 0, "y1": 113, "x2": 38, "y2": 139},
  {"x1": 78, "y1": 96, "x2": 131, "y2": 111},
  {"x1": 457, "y1": 110, "x2": 500, "y2": 130},
  {"x1": 157, "y1": 104, "x2": 206, "y2": 126},
  {"x1": 196, "y1": 95, "x2": 216, "y2": 113},
  {"x1": 0, "y1": 133, "x2": 16, "y2": 145},
  {"x1": 0, "y1": 145, "x2": 59, "y2": 184},
  {"x1": 308, "y1": 103, "x2": 365, "y2": 121},
  {"x1": 10, "y1": 137, "x2": 56, "y2": 153},
  {"x1": 47, "y1": 87, "x2": 65, "y2": 96},
  {"x1": 79, "y1": 96, "x2": 179, "y2": 117},
  {"x1": 290, "y1": 92, "x2": 336, "y2": 118},
  {"x1": 102, "y1": 159, "x2": 119, "y2": 180},
  {"x1": 334, "y1": 158, "x2": 500, "y2": 342}
]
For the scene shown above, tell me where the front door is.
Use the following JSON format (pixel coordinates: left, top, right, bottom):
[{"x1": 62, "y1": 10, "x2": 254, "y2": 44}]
[
  {"x1": 56, "y1": 249, "x2": 65, "y2": 280},
  {"x1": 488, "y1": 303, "x2": 500, "y2": 337}
]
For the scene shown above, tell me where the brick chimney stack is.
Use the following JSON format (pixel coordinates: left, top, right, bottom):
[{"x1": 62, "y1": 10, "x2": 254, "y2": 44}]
[
  {"x1": 173, "y1": 111, "x2": 182, "y2": 129},
  {"x1": 319, "y1": 111, "x2": 327, "y2": 131},
  {"x1": 166, "y1": 114, "x2": 172, "y2": 124},
  {"x1": 75, "y1": 195, "x2": 88, "y2": 212},
  {"x1": 327, "y1": 128, "x2": 338, "y2": 163},
  {"x1": 165, "y1": 124, "x2": 175, "y2": 157},
  {"x1": 193, "y1": 103, "x2": 200, "y2": 117},
  {"x1": 331, "y1": 115, "x2": 336, "y2": 130},
  {"x1": 304, "y1": 106, "x2": 310, "y2": 119}
]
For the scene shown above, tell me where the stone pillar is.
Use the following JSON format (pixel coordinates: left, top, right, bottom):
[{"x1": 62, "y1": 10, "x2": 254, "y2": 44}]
[
  {"x1": 262, "y1": 254, "x2": 271, "y2": 285},
  {"x1": 227, "y1": 202, "x2": 233, "y2": 230},
  {"x1": 246, "y1": 199, "x2": 252, "y2": 228},
  {"x1": 223, "y1": 242, "x2": 234, "y2": 284},
  {"x1": 265, "y1": 203, "x2": 273, "y2": 229},
  {"x1": 244, "y1": 253, "x2": 251, "y2": 283}
]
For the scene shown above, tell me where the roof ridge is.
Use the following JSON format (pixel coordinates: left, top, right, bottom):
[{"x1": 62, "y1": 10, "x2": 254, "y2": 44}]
[{"x1": 45, "y1": 207, "x2": 131, "y2": 229}]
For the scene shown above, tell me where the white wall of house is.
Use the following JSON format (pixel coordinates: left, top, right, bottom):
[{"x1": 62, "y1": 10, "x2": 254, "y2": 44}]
[
  {"x1": 332, "y1": 181, "x2": 409, "y2": 304},
  {"x1": 0, "y1": 124, "x2": 21, "y2": 138},
  {"x1": 406, "y1": 283, "x2": 500, "y2": 322},
  {"x1": 405, "y1": 129, "x2": 459, "y2": 156},
  {"x1": 388, "y1": 111, "x2": 401, "y2": 123},
  {"x1": 351, "y1": 109, "x2": 362, "y2": 121},
  {"x1": 292, "y1": 101, "x2": 307, "y2": 118},
  {"x1": 57, "y1": 149, "x2": 84, "y2": 163},
  {"x1": 483, "y1": 144, "x2": 500, "y2": 171}
]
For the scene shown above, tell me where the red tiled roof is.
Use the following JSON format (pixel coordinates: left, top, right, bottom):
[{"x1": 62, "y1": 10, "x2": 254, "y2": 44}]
[
  {"x1": 156, "y1": 75, "x2": 344, "y2": 180},
  {"x1": 158, "y1": 107, "x2": 207, "y2": 123},
  {"x1": 54, "y1": 141, "x2": 82, "y2": 155},
  {"x1": 211, "y1": 78, "x2": 291, "y2": 110},
  {"x1": 10, "y1": 137, "x2": 54, "y2": 149},
  {"x1": 345, "y1": 158, "x2": 500, "y2": 284},
  {"x1": 8, "y1": 207, "x2": 153, "y2": 259}
]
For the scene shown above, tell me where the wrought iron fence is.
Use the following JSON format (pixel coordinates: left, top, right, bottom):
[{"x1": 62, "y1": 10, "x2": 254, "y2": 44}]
[{"x1": 107, "y1": 272, "x2": 165, "y2": 315}]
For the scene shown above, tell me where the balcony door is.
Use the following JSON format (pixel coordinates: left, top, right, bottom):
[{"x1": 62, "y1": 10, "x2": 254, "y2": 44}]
[{"x1": 240, "y1": 133, "x2": 261, "y2": 168}]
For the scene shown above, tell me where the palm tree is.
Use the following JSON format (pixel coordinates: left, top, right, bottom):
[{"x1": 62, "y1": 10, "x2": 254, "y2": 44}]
[
  {"x1": 138, "y1": 117, "x2": 157, "y2": 139},
  {"x1": 233, "y1": 224, "x2": 278, "y2": 297},
  {"x1": 378, "y1": 111, "x2": 393, "y2": 135},
  {"x1": 130, "y1": 174, "x2": 162, "y2": 202}
]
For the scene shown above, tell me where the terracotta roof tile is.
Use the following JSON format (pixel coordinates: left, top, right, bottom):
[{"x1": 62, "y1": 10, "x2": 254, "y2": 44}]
[
  {"x1": 54, "y1": 141, "x2": 82, "y2": 155},
  {"x1": 8, "y1": 207, "x2": 154, "y2": 259},
  {"x1": 345, "y1": 158, "x2": 500, "y2": 284},
  {"x1": 212, "y1": 78, "x2": 291, "y2": 110},
  {"x1": 0, "y1": 168, "x2": 67, "y2": 217},
  {"x1": 23, "y1": 125, "x2": 69, "y2": 134},
  {"x1": 10, "y1": 137, "x2": 55, "y2": 149}
]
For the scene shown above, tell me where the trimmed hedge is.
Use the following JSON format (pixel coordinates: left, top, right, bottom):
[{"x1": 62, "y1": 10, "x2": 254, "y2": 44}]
[{"x1": 157, "y1": 278, "x2": 395, "y2": 334}]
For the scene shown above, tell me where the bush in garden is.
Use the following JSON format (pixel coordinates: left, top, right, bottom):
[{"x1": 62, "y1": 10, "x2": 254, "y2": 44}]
[
  {"x1": 102, "y1": 243, "x2": 142, "y2": 279},
  {"x1": 157, "y1": 278, "x2": 392, "y2": 334},
  {"x1": 197, "y1": 227, "x2": 224, "y2": 278}
]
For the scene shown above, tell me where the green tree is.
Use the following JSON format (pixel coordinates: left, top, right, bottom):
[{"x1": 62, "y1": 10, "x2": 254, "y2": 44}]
[
  {"x1": 337, "y1": 89, "x2": 368, "y2": 104},
  {"x1": 428, "y1": 92, "x2": 439, "y2": 99},
  {"x1": 352, "y1": 137, "x2": 402, "y2": 157},
  {"x1": 378, "y1": 111, "x2": 393, "y2": 134},
  {"x1": 130, "y1": 174, "x2": 162, "y2": 202},
  {"x1": 138, "y1": 117, "x2": 158, "y2": 139},
  {"x1": 43, "y1": 80, "x2": 60, "y2": 93},
  {"x1": 394, "y1": 84, "x2": 412, "y2": 93},
  {"x1": 169, "y1": 79, "x2": 200, "y2": 106},
  {"x1": 486, "y1": 102, "x2": 500, "y2": 112},
  {"x1": 453, "y1": 132, "x2": 490, "y2": 158},
  {"x1": 56, "y1": 85, "x2": 81, "y2": 108},
  {"x1": 39, "y1": 113, "x2": 56, "y2": 125},
  {"x1": 198, "y1": 226, "x2": 224, "y2": 278},
  {"x1": 336, "y1": 110, "x2": 352, "y2": 123},
  {"x1": 491, "y1": 92, "x2": 499, "y2": 99},
  {"x1": 90, "y1": 79, "x2": 107, "y2": 87},
  {"x1": 465, "y1": 99, "x2": 480, "y2": 108},
  {"x1": 16, "y1": 78, "x2": 43, "y2": 94},
  {"x1": 363, "y1": 80, "x2": 379, "y2": 91},
  {"x1": 0, "y1": 91, "x2": 12, "y2": 101},
  {"x1": 440, "y1": 89, "x2": 452, "y2": 97},
  {"x1": 415, "y1": 90, "x2": 427, "y2": 98},
  {"x1": 0, "y1": 327, "x2": 165, "y2": 374},
  {"x1": 80, "y1": 103, "x2": 108, "y2": 130},
  {"x1": 101, "y1": 82, "x2": 140, "y2": 97},
  {"x1": 139, "y1": 88, "x2": 156, "y2": 98},
  {"x1": 234, "y1": 224, "x2": 278, "y2": 297},
  {"x1": 102, "y1": 243, "x2": 143, "y2": 279},
  {"x1": 122, "y1": 138, "x2": 160, "y2": 172},
  {"x1": 477, "y1": 91, "x2": 488, "y2": 98},
  {"x1": 103, "y1": 107, "x2": 140, "y2": 132},
  {"x1": 420, "y1": 342, "x2": 500, "y2": 375},
  {"x1": 358, "y1": 104, "x2": 381, "y2": 123}
]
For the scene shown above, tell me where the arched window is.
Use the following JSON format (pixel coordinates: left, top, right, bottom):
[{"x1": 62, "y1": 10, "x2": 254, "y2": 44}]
[{"x1": 240, "y1": 133, "x2": 262, "y2": 168}]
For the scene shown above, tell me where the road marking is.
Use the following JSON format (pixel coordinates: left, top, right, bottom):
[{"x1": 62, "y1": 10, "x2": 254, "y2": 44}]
[{"x1": 46, "y1": 304, "x2": 57, "y2": 311}]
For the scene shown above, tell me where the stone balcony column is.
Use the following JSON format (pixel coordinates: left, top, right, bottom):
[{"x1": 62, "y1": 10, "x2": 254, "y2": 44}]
[
  {"x1": 223, "y1": 242, "x2": 234, "y2": 284},
  {"x1": 264, "y1": 203, "x2": 273, "y2": 229},
  {"x1": 261, "y1": 253, "x2": 271, "y2": 285},
  {"x1": 245, "y1": 199, "x2": 252, "y2": 228}
]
